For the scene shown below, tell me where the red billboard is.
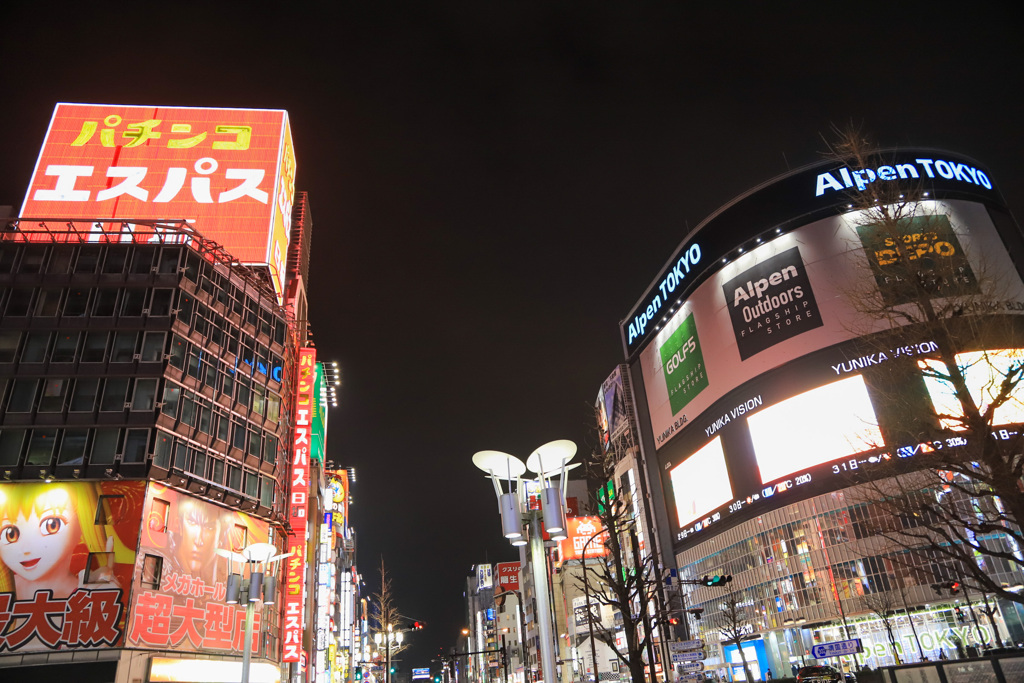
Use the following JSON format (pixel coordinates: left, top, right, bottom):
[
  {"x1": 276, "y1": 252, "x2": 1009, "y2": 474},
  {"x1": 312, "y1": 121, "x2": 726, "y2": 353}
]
[
  {"x1": 128, "y1": 484, "x2": 270, "y2": 654},
  {"x1": 284, "y1": 346, "x2": 317, "y2": 662},
  {"x1": 0, "y1": 481, "x2": 144, "y2": 652},
  {"x1": 494, "y1": 562, "x2": 520, "y2": 595},
  {"x1": 558, "y1": 517, "x2": 608, "y2": 561},
  {"x1": 20, "y1": 103, "x2": 296, "y2": 299}
]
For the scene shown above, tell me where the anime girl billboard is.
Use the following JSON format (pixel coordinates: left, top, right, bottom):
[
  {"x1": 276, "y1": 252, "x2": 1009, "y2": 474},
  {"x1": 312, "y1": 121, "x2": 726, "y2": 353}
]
[
  {"x1": 128, "y1": 484, "x2": 272, "y2": 655},
  {"x1": 0, "y1": 481, "x2": 143, "y2": 652}
]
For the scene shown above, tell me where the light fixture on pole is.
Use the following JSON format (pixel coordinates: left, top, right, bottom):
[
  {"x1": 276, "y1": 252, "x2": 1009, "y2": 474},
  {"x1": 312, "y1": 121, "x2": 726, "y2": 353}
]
[
  {"x1": 217, "y1": 543, "x2": 291, "y2": 683},
  {"x1": 473, "y1": 440, "x2": 577, "y2": 683},
  {"x1": 374, "y1": 624, "x2": 404, "y2": 683}
]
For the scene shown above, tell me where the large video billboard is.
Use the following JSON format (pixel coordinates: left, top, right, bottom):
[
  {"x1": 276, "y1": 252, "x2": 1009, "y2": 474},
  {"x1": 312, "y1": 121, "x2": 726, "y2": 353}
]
[
  {"x1": 621, "y1": 151, "x2": 1024, "y2": 550},
  {"x1": 0, "y1": 481, "x2": 144, "y2": 652},
  {"x1": 20, "y1": 103, "x2": 296, "y2": 299},
  {"x1": 128, "y1": 484, "x2": 270, "y2": 654}
]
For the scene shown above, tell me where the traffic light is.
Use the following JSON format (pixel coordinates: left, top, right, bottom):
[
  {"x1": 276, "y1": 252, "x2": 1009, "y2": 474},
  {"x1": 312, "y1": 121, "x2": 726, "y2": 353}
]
[
  {"x1": 954, "y1": 606, "x2": 965, "y2": 623},
  {"x1": 668, "y1": 617, "x2": 680, "y2": 625},
  {"x1": 355, "y1": 668, "x2": 363, "y2": 681},
  {"x1": 390, "y1": 667, "x2": 396, "y2": 675},
  {"x1": 411, "y1": 620, "x2": 425, "y2": 630},
  {"x1": 949, "y1": 581, "x2": 961, "y2": 594},
  {"x1": 701, "y1": 574, "x2": 733, "y2": 587}
]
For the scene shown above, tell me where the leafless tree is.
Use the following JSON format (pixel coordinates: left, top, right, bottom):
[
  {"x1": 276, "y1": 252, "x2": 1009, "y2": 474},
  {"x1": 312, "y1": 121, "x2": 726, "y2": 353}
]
[
  {"x1": 372, "y1": 558, "x2": 407, "y2": 678},
  {"x1": 861, "y1": 590, "x2": 903, "y2": 664},
  {"x1": 574, "y1": 442, "x2": 664, "y2": 683},
  {"x1": 826, "y1": 125, "x2": 1024, "y2": 606},
  {"x1": 715, "y1": 593, "x2": 754, "y2": 683}
]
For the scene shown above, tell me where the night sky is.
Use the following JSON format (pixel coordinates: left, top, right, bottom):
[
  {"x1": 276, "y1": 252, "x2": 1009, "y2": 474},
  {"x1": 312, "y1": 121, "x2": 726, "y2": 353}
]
[{"x1": 2, "y1": 1, "x2": 1023, "y2": 669}]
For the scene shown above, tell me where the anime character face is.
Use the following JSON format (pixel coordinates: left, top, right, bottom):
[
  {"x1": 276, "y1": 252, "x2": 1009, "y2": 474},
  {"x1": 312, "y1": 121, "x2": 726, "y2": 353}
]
[
  {"x1": 178, "y1": 500, "x2": 216, "y2": 576},
  {"x1": 0, "y1": 487, "x2": 82, "y2": 584}
]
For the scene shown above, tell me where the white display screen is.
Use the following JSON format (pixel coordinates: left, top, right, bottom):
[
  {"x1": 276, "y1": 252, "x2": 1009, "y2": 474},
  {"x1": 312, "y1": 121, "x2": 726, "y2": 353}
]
[
  {"x1": 921, "y1": 348, "x2": 1024, "y2": 429},
  {"x1": 670, "y1": 436, "x2": 733, "y2": 528},
  {"x1": 747, "y1": 374, "x2": 884, "y2": 484}
]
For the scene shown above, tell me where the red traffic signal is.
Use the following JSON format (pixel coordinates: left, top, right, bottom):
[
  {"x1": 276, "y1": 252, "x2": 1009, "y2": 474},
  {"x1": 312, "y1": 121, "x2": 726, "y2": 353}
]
[{"x1": 949, "y1": 581, "x2": 961, "y2": 594}]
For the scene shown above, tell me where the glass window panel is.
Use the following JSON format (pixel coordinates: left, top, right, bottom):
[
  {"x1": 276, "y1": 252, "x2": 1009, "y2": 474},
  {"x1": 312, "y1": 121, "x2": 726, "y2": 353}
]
[
  {"x1": 153, "y1": 432, "x2": 173, "y2": 468},
  {"x1": 252, "y1": 385, "x2": 266, "y2": 416},
  {"x1": 58, "y1": 429, "x2": 89, "y2": 465},
  {"x1": 133, "y1": 378, "x2": 158, "y2": 411},
  {"x1": 39, "y1": 379, "x2": 69, "y2": 412},
  {"x1": 216, "y1": 413, "x2": 229, "y2": 442},
  {"x1": 247, "y1": 429, "x2": 260, "y2": 458},
  {"x1": 20, "y1": 332, "x2": 51, "y2": 362},
  {"x1": 48, "y1": 247, "x2": 75, "y2": 274},
  {"x1": 186, "y1": 349, "x2": 202, "y2": 380},
  {"x1": 228, "y1": 465, "x2": 242, "y2": 491},
  {"x1": 158, "y1": 248, "x2": 179, "y2": 274},
  {"x1": 74, "y1": 249, "x2": 100, "y2": 274},
  {"x1": 63, "y1": 288, "x2": 91, "y2": 316},
  {"x1": 191, "y1": 449, "x2": 206, "y2": 476},
  {"x1": 141, "y1": 332, "x2": 166, "y2": 362},
  {"x1": 8, "y1": 379, "x2": 39, "y2": 412},
  {"x1": 102, "y1": 247, "x2": 128, "y2": 274},
  {"x1": 211, "y1": 458, "x2": 225, "y2": 484},
  {"x1": 267, "y1": 393, "x2": 280, "y2": 423},
  {"x1": 232, "y1": 422, "x2": 246, "y2": 451},
  {"x1": 161, "y1": 383, "x2": 180, "y2": 418},
  {"x1": 91, "y1": 429, "x2": 119, "y2": 464},
  {"x1": 180, "y1": 395, "x2": 196, "y2": 427},
  {"x1": 121, "y1": 288, "x2": 146, "y2": 316},
  {"x1": 100, "y1": 378, "x2": 130, "y2": 412},
  {"x1": 149, "y1": 289, "x2": 173, "y2": 316},
  {"x1": 93, "y1": 289, "x2": 118, "y2": 316},
  {"x1": 260, "y1": 477, "x2": 274, "y2": 507},
  {"x1": 173, "y1": 442, "x2": 188, "y2": 470},
  {"x1": 123, "y1": 429, "x2": 149, "y2": 463},
  {"x1": 82, "y1": 331, "x2": 108, "y2": 363},
  {"x1": 70, "y1": 379, "x2": 99, "y2": 412},
  {"x1": 0, "y1": 430, "x2": 26, "y2": 466},
  {"x1": 34, "y1": 289, "x2": 62, "y2": 316},
  {"x1": 168, "y1": 335, "x2": 187, "y2": 370},
  {"x1": 110, "y1": 331, "x2": 137, "y2": 362},
  {"x1": 19, "y1": 247, "x2": 46, "y2": 273},
  {"x1": 244, "y1": 471, "x2": 259, "y2": 498},
  {"x1": 176, "y1": 291, "x2": 195, "y2": 320},
  {"x1": 0, "y1": 330, "x2": 20, "y2": 362},
  {"x1": 26, "y1": 429, "x2": 58, "y2": 465},
  {"x1": 130, "y1": 247, "x2": 156, "y2": 274},
  {"x1": 198, "y1": 405, "x2": 212, "y2": 435},
  {"x1": 5, "y1": 289, "x2": 33, "y2": 316},
  {"x1": 52, "y1": 332, "x2": 80, "y2": 363}
]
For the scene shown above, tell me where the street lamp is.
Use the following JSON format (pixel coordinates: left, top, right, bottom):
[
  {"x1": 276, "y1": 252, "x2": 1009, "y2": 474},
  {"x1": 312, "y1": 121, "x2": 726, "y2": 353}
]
[
  {"x1": 217, "y1": 543, "x2": 291, "y2": 683},
  {"x1": 473, "y1": 440, "x2": 577, "y2": 683},
  {"x1": 375, "y1": 623, "x2": 404, "y2": 683}
]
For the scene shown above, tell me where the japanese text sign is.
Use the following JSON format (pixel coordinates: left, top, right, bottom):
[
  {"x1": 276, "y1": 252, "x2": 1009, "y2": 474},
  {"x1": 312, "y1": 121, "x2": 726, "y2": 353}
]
[
  {"x1": 284, "y1": 346, "x2": 317, "y2": 662},
  {"x1": 494, "y1": 562, "x2": 520, "y2": 595},
  {"x1": 20, "y1": 103, "x2": 296, "y2": 299}
]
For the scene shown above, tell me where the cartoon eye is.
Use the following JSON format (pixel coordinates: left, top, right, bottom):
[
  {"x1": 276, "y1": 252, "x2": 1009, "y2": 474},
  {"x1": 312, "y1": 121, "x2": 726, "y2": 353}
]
[
  {"x1": 1, "y1": 526, "x2": 20, "y2": 544},
  {"x1": 40, "y1": 516, "x2": 66, "y2": 536}
]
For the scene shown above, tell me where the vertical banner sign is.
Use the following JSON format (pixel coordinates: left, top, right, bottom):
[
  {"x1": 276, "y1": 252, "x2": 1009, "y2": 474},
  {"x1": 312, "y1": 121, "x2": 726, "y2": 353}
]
[
  {"x1": 494, "y1": 562, "x2": 520, "y2": 595},
  {"x1": 284, "y1": 346, "x2": 317, "y2": 662}
]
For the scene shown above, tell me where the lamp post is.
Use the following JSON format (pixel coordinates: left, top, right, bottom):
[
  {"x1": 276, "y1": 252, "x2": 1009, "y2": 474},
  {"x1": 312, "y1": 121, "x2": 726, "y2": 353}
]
[
  {"x1": 375, "y1": 623, "x2": 404, "y2": 683},
  {"x1": 219, "y1": 543, "x2": 291, "y2": 683},
  {"x1": 473, "y1": 441, "x2": 577, "y2": 683}
]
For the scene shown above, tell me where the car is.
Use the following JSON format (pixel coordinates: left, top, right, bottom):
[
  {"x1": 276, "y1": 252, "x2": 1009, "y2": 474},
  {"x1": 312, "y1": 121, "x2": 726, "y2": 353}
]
[
  {"x1": 844, "y1": 672, "x2": 857, "y2": 683},
  {"x1": 796, "y1": 666, "x2": 842, "y2": 683}
]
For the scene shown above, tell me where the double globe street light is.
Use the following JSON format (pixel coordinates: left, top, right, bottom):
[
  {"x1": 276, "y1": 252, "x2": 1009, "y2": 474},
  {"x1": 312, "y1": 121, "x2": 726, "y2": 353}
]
[
  {"x1": 374, "y1": 624, "x2": 404, "y2": 683},
  {"x1": 473, "y1": 439, "x2": 577, "y2": 683}
]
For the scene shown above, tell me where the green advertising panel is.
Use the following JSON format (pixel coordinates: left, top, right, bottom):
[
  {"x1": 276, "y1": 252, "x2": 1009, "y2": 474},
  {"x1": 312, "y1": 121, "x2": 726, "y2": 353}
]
[
  {"x1": 659, "y1": 313, "x2": 709, "y2": 415},
  {"x1": 311, "y1": 362, "x2": 328, "y2": 462}
]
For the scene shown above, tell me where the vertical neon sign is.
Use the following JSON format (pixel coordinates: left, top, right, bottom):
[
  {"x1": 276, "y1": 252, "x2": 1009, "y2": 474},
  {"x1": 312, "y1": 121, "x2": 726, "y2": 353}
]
[{"x1": 284, "y1": 346, "x2": 317, "y2": 662}]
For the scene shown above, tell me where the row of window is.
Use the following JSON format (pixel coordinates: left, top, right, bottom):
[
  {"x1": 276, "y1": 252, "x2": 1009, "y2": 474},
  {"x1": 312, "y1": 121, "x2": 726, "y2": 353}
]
[
  {"x1": 1, "y1": 285, "x2": 176, "y2": 319},
  {"x1": 169, "y1": 335, "x2": 283, "y2": 422},
  {"x1": 0, "y1": 242, "x2": 288, "y2": 346},
  {"x1": 161, "y1": 380, "x2": 281, "y2": 464},
  {"x1": 0, "y1": 425, "x2": 276, "y2": 508},
  {"x1": 0, "y1": 329, "x2": 168, "y2": 364},
  {"x1": 0, "y1": 426, "x2": 151, "y2": 467},
  {"x1": 154, "y1": 431, "x2": 276, "y2": 507},
  {"x1": 0, "y1": 373, "x2": 282, "y2": 465}
]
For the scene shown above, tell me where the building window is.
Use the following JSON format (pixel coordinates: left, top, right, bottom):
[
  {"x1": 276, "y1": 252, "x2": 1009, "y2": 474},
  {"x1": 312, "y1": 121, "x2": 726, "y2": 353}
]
[
  {"x1": 25, "y1": 429, "x2": 58, "y2": 465},
  {"x1": 0, "y1": 430, "x2": 26, "y2": 466},
  {"x1": 74, "y1": 249, "x2": 100, "y2": 274},
  {"x1": 21, "y1": 332, "x2": 51, "y2": 363},
  {"x1": 123, "y1": 429, "x2": 149, "y2": 464},
  {"x1": 95, "y1": 494, "x2": 126, "y2": 524},
  {"x1": 153, "y1": 432, "x2": 174, "y2": 468},
  {"x1": 39, "y1": 379, "x2": 69, "y2": 412},
  {"x1": 91, "y1": 429, "x2": 120, "y2": 465},
  {"x1": 0, "y1": 330, "x2": 20, "y2": 362},
  {"x1": 132, "y1": 379, "x2": 158, "y2": 412},
  {"x1": 228, "y1": 465, "x2": 242, "y2": 492},
  {"x1": 141, "y1": 332, "x2": 166, "y2": 362},
  {"x1": 58, "y1": 430, "x2": 89, "y2": 465},
  {"x1": 121, "y1": 288, "x2": 146, "y2": 316},
  {"x1": 149, "y1": 498, "x2": 170, "y2": 533},
  {"x1": 161, "y1": 383, "x2": 181, "y2": 418},
  {"x1": 111, "y1": 331, "x2": 137, "y2": 363},
  {"x1": 5, "y1": 288, "x2": 34, "y2": 316},
  {"x1": 150, "y1": 289, "x2": 174, "y2": 316},
  {"x1": 8, "y1": 378, "x2": 39, "y2": 412},
  {"x1": 70, "y1": 378, "x2": 99, "y2": 412},
  {"x1": 231, "y1": 421, "x2": 247, "y2": 452},
  {"x1": 84, "y1": 551, "x2": 116, "y2": 584},
  {"x1": 100, "y1": 378, "x2": 130, "y2": 412},
  {"x1": 92, "y1": 289, "x2": 118, "y2": 316},
  {"x1": 81, "y1": 331, "x2": 108, "y2": 363},
  {"x1": 142, "y1": 554, "x2": 163, "y2": 588},
  {"x1": 34, "y1": 289, "x2": 62, "y2": 317},
  {"x1": 63, "y1": 288, "x2": 91, "y2": 316},
  {"x1": 52, "y1": 332, "x2": 80, "y2": 363}
]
